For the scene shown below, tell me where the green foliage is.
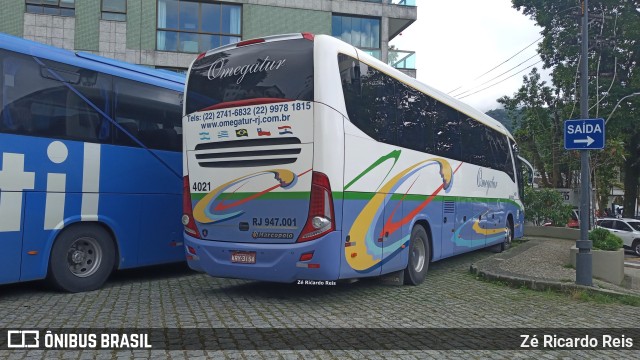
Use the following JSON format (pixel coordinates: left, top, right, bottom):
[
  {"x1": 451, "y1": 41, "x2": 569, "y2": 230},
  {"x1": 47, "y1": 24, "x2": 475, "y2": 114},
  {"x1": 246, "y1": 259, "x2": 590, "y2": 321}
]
[
  {"x1": 588, "y1": 228, "x2": 623, "y2": 251},
  {"x1": 524, "y1": 187, "x2": 572, "y2": 226},
  {"x1": 511, "y1": 0, "x2": 640, "y2": 222}
]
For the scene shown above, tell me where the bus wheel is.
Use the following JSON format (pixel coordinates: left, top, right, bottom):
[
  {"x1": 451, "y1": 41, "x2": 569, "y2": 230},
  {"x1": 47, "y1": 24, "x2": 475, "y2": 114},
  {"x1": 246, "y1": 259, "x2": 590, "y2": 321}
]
[
  {"x1": 502, "y1": 219, "x2": 514, "y2": 252},
  {"x1": 47, "y1": 225, "x2": 115, "y2": 293},
  {"x1": 404, "y1": 225, "x2": 430, "y2": 285}
]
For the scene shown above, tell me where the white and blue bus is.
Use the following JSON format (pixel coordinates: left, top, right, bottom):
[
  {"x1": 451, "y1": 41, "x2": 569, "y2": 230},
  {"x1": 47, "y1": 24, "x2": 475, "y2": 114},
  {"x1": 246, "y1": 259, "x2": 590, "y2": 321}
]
[
  {"x1": 0, "y1": 33, "x2": 185, "y2": 292},
  {"x1": 182, "y1": 33, "x2": 525, "y2": 285}
]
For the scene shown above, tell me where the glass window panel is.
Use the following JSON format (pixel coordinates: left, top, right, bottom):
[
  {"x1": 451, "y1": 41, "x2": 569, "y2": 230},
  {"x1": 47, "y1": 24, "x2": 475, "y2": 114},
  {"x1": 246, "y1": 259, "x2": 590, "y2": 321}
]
[
  {"x1": 158, "y1": 0, "x2": 179, "y2": 29},
  {"x1": 371, "y1": 19, "x2": 380, "y2": 48},
  {"x1": 201, "y1": 3, "x2": 221, "y2": 33},
  {"x1": 43, "y1": 0, "x2": 59, "y2": 5},
  {"x1": 198, "y1": 34, "x2": 220, "y2": 52},
  {"x1": 362, "y1": 19, "x2": 372, "y2": 48},
  {"x1": 60, "y1": 0, "x2": 74, "y2": 7},
  {"x1": 102, "y1": 12, "x2": 126, "y2": 21},
  {"x1": 332, "y1": 16, "x2": 341, "y2": 38},
  {"x1": 43, "y1": 6, "x2": 60, "y2": 15},
  {"x1": 157, "y1": 30, "x2": 178, "y2": 51},
  {"x1": 179, "y1": 32, "x2": 199, "y2": 53},
  {"x1": 221, "y1": 36, "x2": 240, "y2": 46},
  {"x1": 341, "y1": 16, "x2": 352, "y2": 44},
  {"x1": 59, "y1": 8, "x2": 74, "y2": 16},
  {"x1": 179, "y1": 1, "x2": 198, "y2": 31},
  {"x1": 26, "y1": 0, "x2": 42, "y2": 4},
  {"x1": 102, "y1": 0, "x2": 126, "y2": 12},
  {"x1": 26, "y1": 5, "x2": 42, "y2": 13},
  {"x1": 222, "y1": 5, "x2": 241, "y2": 35},
  {"x1": 351, "y1": 17, "x2": 362, "y2": 48}
]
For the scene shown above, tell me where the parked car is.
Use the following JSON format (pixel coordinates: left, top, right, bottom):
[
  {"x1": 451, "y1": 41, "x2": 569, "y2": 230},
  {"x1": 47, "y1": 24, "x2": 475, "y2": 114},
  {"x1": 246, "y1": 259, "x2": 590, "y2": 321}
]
[
  {"x1": 567, "y1": 209, "x2": 579, "y2": 228},
  {"x1": 595, "y1": 218, "x2": 640, "y2": 256}
]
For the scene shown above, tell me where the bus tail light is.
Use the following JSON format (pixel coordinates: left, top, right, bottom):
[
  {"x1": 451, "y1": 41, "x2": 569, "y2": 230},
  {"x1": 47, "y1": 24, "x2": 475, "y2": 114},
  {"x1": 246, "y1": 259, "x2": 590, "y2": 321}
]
[
  {"x1": 182, "y1": 176, "x2": 201, "y2": 239},
  {"x1": 302, "y1": 33, "x2": 315, "y2": 41},
  {"x1": 236, "y1": 38, "x2": 266, "y2": 47},
  {"x1": 298, "y1": 172, "x2": 335, "y2": 242}
]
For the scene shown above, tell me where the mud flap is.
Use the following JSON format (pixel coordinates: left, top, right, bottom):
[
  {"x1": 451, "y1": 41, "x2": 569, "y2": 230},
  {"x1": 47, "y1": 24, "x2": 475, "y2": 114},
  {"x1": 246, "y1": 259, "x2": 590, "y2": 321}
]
[{"x1": 379, "y1": 269, "x2": 405, "y2": 285}]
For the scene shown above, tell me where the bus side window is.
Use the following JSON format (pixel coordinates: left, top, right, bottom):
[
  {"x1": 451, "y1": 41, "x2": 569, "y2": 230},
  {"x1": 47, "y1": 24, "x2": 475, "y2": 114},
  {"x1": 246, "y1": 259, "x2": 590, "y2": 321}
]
[
  {"x1": 114, "y1": 77, "x2": 182, "y2": 151},
  {"x1": 396, "y1": 81, "x2": 435, "y2": 154},
  {"x1": 432, "y1": 102, "x2": 461, "y2": 161}
]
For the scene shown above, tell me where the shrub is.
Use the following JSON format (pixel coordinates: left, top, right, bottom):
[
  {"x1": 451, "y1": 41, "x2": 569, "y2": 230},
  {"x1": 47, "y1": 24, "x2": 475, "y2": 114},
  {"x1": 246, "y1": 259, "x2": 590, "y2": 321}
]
[
  {"x1": 524, "y1": 187, "x2": 573, "y2": 226},
  {"x1": 588, "y1": 228, "x2": 623, "y2": 251}
]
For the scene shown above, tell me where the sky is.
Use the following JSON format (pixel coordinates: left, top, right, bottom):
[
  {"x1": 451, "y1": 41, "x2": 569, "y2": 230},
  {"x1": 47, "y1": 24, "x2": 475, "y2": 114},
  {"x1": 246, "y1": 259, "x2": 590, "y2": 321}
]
[{"x1": 390, "y1": 0, "x2": 553, "y2": 112}]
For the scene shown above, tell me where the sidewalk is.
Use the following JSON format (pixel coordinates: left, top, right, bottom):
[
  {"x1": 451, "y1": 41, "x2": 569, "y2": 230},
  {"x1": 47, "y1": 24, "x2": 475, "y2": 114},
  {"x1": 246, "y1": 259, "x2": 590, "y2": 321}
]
[{"x1": 470, "y1": 237, "x2": 640, "y2": 297}]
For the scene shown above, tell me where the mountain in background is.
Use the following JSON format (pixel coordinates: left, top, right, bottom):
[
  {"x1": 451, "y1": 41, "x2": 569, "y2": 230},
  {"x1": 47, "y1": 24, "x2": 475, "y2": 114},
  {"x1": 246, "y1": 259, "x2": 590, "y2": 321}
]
[{"x1": 485, "y1": 108, "x2": 523, "y2": 133}]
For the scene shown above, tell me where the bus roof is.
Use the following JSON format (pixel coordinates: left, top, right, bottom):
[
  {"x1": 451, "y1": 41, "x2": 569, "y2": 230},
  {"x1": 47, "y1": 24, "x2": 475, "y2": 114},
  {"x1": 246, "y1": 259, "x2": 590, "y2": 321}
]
[{"x1": 0, "y1": 32, "x2": 185, "y2": 92}]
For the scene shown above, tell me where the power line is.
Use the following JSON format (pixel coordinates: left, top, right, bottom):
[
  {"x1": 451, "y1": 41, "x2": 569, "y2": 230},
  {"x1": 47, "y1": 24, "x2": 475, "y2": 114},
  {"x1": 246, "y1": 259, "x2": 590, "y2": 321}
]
[
  {"x1": 458, "y1": 60, "x2": 543, "y2": 100},
  {"x1": 452, "y1": 53, "x2": 540, "y2": 98},
  {"x1": 447, "y1": 36, "x2": 543, "y2": 95}
]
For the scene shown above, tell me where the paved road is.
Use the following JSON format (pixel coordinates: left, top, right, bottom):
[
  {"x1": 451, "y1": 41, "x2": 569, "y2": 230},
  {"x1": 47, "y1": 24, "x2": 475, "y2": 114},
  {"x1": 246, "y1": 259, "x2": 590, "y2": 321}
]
[{"x1": 0, "y1": 249, "x2": 638, "y2": 359}]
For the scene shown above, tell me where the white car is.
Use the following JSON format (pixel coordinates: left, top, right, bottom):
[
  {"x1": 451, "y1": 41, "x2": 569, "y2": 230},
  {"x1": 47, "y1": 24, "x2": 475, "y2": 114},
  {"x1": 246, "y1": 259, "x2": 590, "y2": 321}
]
[{"x1": 595, "y1": 218, "x2": 640, "y2": 256}]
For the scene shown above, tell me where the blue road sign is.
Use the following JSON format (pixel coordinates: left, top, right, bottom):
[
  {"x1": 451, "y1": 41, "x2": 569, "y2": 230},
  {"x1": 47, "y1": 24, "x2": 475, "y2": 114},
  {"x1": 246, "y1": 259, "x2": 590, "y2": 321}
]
[{"x1": 564, "y1": 118, "x2": 605, "y2": 150}]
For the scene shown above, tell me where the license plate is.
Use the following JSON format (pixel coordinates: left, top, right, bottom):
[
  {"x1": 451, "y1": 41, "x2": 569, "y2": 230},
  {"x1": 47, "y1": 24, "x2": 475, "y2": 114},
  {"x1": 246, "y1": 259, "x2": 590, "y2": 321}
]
[{"x1": 231, "y1": 251, "x2": 256, "y2": 264}]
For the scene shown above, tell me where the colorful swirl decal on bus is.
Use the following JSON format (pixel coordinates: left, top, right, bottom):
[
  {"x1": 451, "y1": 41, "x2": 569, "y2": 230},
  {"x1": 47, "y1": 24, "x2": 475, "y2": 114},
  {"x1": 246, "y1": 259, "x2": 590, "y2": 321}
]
[
  {"x1": 451, "y1": 210, "x2": 507, "y2": 247},
  {"x1": 346, "y1": 154, "x2": 455, "y2": 272},
  {"x1": 192, "y1": 169, "x2": 310, "y2": 224}
]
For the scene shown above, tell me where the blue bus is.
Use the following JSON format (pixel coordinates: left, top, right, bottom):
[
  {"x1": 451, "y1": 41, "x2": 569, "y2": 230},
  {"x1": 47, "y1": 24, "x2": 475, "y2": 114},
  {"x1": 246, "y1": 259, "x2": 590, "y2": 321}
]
[{"x1": 0, "y1": 33, "x2": 186, "y2": 292}]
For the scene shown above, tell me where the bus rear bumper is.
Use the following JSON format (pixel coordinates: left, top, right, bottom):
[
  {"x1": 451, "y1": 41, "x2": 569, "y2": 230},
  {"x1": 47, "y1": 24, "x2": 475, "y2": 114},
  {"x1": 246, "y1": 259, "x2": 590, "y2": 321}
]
[{"x1": 184, "y1": 232, "x2": 342, "y2": 283}]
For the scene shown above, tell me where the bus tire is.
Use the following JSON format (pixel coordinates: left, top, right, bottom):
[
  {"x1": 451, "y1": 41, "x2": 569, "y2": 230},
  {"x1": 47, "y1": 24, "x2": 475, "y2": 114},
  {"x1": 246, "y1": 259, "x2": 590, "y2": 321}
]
[
  {"x1": 404, "y1": 225, "x2": 430, "y2": 286},
  {"x1": 501, "y1": 218, "x2": 514, "y2": 252},
  {"x1": 47, "y1": 225, "x2": 115, "y2": 293}
]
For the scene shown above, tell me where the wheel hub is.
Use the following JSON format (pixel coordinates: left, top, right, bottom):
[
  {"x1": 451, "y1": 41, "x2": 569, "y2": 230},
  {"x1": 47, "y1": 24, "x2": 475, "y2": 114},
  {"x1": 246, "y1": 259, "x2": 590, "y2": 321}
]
[{"x1": 71, "y1": 250, "x2": 85, "y2": 264}]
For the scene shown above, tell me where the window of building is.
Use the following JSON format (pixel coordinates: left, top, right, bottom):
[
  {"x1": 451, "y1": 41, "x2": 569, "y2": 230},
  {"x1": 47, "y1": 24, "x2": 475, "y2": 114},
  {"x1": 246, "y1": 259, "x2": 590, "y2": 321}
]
[
  {"x1": 101, "y1": 0, "x2": 126, "y2": 21},
  {"x1": 26, "y1": 0, "x2": 75, "y2": 17},
  {"x1": 332, "y1": 15, "x2": 381, "y2": 59},
  {"x1": 157, "y1": 0, "x2": 242, "y2": 53}
]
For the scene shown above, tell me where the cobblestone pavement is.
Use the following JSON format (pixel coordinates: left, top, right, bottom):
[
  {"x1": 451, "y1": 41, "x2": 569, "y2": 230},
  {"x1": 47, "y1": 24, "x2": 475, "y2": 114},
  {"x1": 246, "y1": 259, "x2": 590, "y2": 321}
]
[{"x1": 0, "y1": 249, "x2": 638, "y2": 359}]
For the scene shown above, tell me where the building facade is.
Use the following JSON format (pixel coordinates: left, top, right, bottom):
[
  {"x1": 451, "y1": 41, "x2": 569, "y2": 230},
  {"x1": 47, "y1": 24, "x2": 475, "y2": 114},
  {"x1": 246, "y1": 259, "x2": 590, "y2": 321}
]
[{"x1": 1, "y1": 0, "x2": 416, "y2": 76}]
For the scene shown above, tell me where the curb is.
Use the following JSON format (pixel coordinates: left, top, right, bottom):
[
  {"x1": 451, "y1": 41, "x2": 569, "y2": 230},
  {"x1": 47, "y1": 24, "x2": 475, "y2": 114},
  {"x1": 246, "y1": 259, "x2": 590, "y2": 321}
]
[
  {"x1": 625, "y1": 261, "x2": 640, "y2": 269},
  {"x1": 469, "y1": 263, "x2": 639, "y2": 298}
]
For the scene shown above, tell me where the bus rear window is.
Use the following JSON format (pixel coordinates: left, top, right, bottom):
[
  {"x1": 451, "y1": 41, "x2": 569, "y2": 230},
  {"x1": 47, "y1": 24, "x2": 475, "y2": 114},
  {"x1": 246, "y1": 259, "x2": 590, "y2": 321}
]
[{"x1": 186, "y1": 39, "x2": 313, "y2": 115}]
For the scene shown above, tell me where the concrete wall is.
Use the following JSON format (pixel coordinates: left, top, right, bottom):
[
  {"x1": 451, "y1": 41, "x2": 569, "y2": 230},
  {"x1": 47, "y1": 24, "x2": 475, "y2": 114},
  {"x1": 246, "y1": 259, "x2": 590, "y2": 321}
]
[
  {"x1": 0, "y1": 0, "x2": 24, "y2": 36},
  {"x1": 23, "y1": 14, "x2": 75, "y2": 50},
  {"x1": 524, "y1": 226, "x2": 581, "y2": 241},
  {"x1": 243, "y1": 5, "x2": 331, "y2": 39}
]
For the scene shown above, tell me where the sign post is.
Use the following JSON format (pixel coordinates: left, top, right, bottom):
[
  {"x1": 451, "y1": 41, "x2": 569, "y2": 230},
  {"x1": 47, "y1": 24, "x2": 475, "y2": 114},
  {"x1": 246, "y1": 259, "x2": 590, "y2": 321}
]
[{"x1": 564, "y1": 118, "x2": 605, "y2": 287}]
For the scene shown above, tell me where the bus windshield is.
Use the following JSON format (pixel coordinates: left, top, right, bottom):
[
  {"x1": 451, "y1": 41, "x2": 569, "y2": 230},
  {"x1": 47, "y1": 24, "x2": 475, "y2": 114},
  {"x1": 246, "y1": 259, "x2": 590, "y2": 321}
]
[{"x1": 185, "y1": 38, "x2": 313, "y2": 114}]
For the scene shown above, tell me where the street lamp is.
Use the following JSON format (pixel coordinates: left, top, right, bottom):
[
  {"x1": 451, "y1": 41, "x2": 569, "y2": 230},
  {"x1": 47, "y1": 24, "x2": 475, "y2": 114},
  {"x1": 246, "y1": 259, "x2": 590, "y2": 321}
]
[{"x1": 605, "y1": 92, "x2": 640, "y2": 125}]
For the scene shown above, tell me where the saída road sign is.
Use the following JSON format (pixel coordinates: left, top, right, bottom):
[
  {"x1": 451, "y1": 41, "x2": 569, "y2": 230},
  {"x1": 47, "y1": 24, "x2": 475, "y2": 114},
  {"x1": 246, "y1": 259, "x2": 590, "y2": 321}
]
[{"x1": 564, "y1": 118, "x2": 605, "y2": 150}]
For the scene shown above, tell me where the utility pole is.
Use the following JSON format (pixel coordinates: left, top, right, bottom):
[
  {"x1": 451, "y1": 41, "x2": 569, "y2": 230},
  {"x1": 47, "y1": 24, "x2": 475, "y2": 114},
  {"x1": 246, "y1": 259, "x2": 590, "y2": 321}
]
[{"x1": 576, "y1": 0, "x2": 593, "y2": 286}]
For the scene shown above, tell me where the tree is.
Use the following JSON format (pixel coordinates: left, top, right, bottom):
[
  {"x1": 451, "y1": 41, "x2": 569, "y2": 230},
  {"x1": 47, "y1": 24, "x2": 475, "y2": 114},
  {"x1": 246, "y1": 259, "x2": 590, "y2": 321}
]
[
  {"x1": 511, "y1": 0, "x2": 638, "y2": 213},
  {"x1": 524, "y1": 187, "x2": 573, "y2": 226},
  {"x1": 499, "y1": 68, "x2": 578, "y2": 188}
]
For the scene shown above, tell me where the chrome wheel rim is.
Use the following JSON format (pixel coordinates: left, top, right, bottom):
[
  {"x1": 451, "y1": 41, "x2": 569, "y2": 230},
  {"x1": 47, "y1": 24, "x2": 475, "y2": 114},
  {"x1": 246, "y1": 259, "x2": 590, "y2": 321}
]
[
  {"x1": 506, "y1": 225, "x2": 512, "y2": 245},
  {"x1": 67, "y1": 237, "x2": 102, "y2": 278},
  {"x1": 412, "y1": 238, "x2": 426, "y2": 273}
]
